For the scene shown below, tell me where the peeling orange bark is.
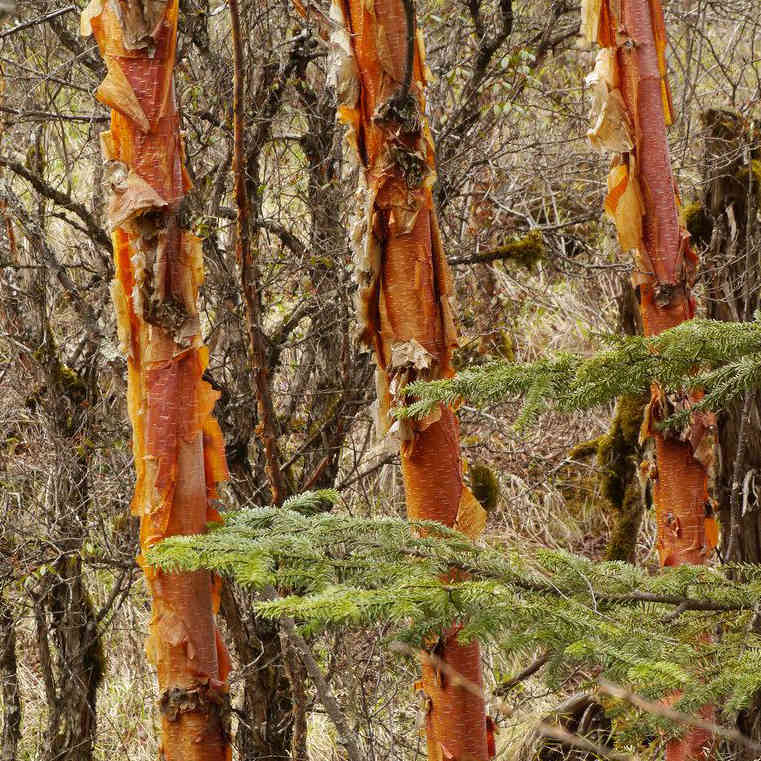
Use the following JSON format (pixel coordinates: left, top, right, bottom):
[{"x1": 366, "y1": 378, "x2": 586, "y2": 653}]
[
  {"x1": 81, "y1": 2, "x2": 230, "y2": 758},
  {"x1": 330, "y1": 0, "x2": 489, "y2": 758},
  {"x1": 584, "y1": 0, "x2": 715, "y2": 757}
]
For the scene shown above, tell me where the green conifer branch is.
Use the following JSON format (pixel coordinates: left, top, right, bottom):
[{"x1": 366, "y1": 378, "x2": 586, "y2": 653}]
[
  {"x1": 397, "y1": 319, "x2": 761, "y2": 427},
  {"x1": 146, "y1": 502, "x2": 761, "y2": 740}
]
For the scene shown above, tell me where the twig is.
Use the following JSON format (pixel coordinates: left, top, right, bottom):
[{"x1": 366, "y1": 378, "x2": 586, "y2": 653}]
[
  {"x1": 448, "y1": 216, "x2": 598, "y2": 266},
  {"x1": 600, "y1": 590, "x2": 746, "y2": 612},
  {"x1": 0, "y1": 156, "x2": 112, "y2": 254},
  {"x1": 228, "y1": 0, "x2": 287, "y2": 505},
  {"x1": 0, "y1": 184, "x2": 101, "y2": 341},
  {"x1": 494, "y1": 651, "x2": 550, "y2": 696},
  {"x1": 598, "y1": 679, "x2": 761, "y2": 753},
  {"x1": 0, "y1": 105, "x2": 108, "y2": 123},
  {"x1": 727, "y1": 390, "x2": 753, "y2": 562},
  {"x1": 0, "y1": 5, "x2": 76, "y2": 39},
  {"x1": 264, "y1": 587, "x2": 362, "y2": 761}
]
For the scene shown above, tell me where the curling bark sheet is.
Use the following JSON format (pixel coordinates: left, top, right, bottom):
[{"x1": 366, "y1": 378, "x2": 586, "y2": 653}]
[
  {"x1": 330, "y1": 0, "x2": 490, "y2": 757},
  {"x1": 583, "y1": 0, "x2": 715, "y2": 757},
  {"x1": 82, "y1": 2, "x2": 231, "y2": 758}
]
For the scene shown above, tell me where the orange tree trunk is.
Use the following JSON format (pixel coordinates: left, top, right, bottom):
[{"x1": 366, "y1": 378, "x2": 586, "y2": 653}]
[
  {"x1": 584, "y1": 0, "x2": 715, "y2": 757},
  {"x1": 81, "y1": 2, "x2": 231, "y2": 759},
  {"x1": 330, "y1": 1, "x2": 490, "y2": 759}
]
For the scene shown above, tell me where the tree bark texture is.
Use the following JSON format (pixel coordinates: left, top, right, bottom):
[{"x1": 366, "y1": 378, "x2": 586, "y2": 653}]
[
  {"x1": 219, "y1": 583, "x2": 294, "y2": 760},
  {"x1": 699, "y1": 110, "x2": 761, "y2": 564},
  {"x1": 329, "y1": 1, "x2": 490, "y2": 758},
  {"x1": 80, "y1": 2, "x2": 231, "y2": 758},
  {"x1": 697, "y1": 109, "x2": 761, "y2": 758},
  {"x1": 584, "y1": 0, "x2": 715, "y2": 757}
]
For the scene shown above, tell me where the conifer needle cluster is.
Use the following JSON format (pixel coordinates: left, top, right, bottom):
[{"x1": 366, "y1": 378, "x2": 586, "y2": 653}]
[
  {"x1": 398, "y1": 318, "x2": 761, "y2": 427},
  {"x1": 148, "y1": 496, "x2": 761, "y2": 742}
]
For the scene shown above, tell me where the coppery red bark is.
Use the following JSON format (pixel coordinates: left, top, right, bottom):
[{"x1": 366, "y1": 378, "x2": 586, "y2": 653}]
[
  {"x1": 329, "y1": 0, "x2": 490, "y2": 757},
  {"x1": 585, "y1": 0, "x2": 715, "y2": 756},
  {"x1": 81, "y1": 1, "x2": 231, "y2": 758}
]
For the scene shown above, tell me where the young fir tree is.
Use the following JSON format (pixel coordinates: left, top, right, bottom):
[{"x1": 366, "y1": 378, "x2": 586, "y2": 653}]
[
  {"x1": 147, "y1": 318, "x2": 761, "y2": 755},
  {"x1": 80, "y1": 2, "x2": 231, "y2": 758},
  {"x1": 328, "y1": 0, "x2": 491, "y2": 757},
  {"x1": 148, "y1": 496, "x2": 761, "y2": 755}
]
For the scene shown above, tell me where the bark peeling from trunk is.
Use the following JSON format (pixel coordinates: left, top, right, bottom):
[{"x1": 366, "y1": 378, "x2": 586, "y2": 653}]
[
  {"x1": 330, "y1": 0, "x2": 490, "y2": 758},
  {"x1": 81, "y1": 2, "x2": 231, "y2": 759},
  {"x1": 583, "y1": 0, "x2": 715, "y2": 758}
]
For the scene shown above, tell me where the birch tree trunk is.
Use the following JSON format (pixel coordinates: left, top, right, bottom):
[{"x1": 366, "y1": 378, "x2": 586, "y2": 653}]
[
  {"x1": 80, "y1": 2, "x2": 231, "y2": 758},
  {"x1": 583, "y1": 0, "x2": 715, "y2": 757},
  {"x1": 329, "y1": 1, "x2": 490, "y2": 758}
]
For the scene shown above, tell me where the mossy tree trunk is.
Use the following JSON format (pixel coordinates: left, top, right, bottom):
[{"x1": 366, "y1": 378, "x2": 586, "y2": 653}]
[
  {"x1": 585, "y1": 0, "x2": 715, "y2": 757},
  {"x1": 697, "y1": 109, "x2": 761, "y2": 757},
  {"x1": 0, "y1": 596, "x2": 19, "y2": 761},
  {"x1": 699, "y1": 110, "x2": 761, "y2": 565}
]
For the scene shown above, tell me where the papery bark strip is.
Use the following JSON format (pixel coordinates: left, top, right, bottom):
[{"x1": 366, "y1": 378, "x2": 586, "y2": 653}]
[
  {"x1": 329, "y1": 0, "x2": 490, "y2": 758},
  {"x1": 81, "y1": 2, "x2": 231, "y2": 758},
  {"x1": 583, "y1": 0, "x2": 715, "y2": 757}
]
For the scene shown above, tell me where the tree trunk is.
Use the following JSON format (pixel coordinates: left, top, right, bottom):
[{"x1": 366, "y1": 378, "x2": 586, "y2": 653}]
[
  {"x1": 697, "y1": 110, "x2": 761, "y2": 757},
  {"x1": 330, "y1": 1, "x2": 490, "y2": 758},
  {"x1": 43, "y1": 556, "x2": 103, "y2": 761},
  {"x1": 81, "y1": 2, "x2": 231, "y2": 758},
  {"x1": 40, "y1": 388, "x2": 104, "y2": 761},
  {"x1": 699, "y1": 109, "x2": 761, "y2": 564},
  {"x1": 219, "y1": 584, "x2": 293, "y2": 761},
  {"x1": 585, "y1": 0, "x2": 714, "y2": 757},
  {"x1": 0, "y1": 597, "x2": 20, "y2": 761}
]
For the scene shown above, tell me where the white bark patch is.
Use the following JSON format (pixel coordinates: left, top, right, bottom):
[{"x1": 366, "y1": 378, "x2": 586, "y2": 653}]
[
  {"x1": 105, "y1": 162, "x2": 168, "y2": 230},
  {"x1": 110, "y1": 278, "x2": 133, "y2": 357},
  {"x1": 351, "y1": 184, "x2": 383, "y2": 341},
  {"x1": 328, "y1": 0, "x2": 359, "y2": 110},
  {"x1": 80, "y1": 0, "x2": 106, "y2": 36},
  {"x1": 604, "y1": 157, "x2": 643, "y2": 254},
  {"x1": 580, "y1": 0, "x2": 601, "y2": 43},
  {"x1": 585, "y1": 50, "x2": 632, "y2": 153}
]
